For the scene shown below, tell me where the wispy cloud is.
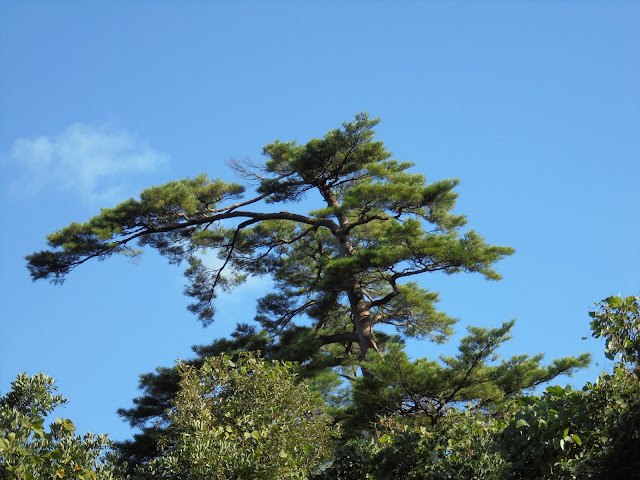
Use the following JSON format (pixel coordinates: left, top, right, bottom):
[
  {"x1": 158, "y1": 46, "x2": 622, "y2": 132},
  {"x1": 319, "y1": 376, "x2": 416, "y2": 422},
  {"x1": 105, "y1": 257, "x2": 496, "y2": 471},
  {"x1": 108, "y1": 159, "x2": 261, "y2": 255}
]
[{"x1": 5, "y1": 123, "x2": 168, "y2": 202}]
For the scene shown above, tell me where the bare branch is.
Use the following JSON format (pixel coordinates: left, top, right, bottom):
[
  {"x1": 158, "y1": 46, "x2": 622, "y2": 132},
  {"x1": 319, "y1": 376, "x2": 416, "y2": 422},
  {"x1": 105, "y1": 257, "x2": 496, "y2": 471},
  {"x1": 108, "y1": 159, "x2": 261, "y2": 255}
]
[
  {"x1": 226, "y1": 157, "x2": 270, "y2": 181},
  {"x1": 207, "y1": 192, "x2": 271, "y2": 213},
  {"x1": 273, "y1": 300, "x2": 317, "y2": 334},
  {"x1": 210, "y1": 218, "x2": 260, "y2": 291}
]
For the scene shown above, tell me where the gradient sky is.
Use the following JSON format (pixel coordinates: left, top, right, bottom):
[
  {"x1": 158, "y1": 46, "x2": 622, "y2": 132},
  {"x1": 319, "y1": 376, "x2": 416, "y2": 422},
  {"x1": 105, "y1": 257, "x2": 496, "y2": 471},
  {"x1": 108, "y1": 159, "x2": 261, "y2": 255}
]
[{"x1": 1, "y1": 1, "x2": 638, "y2": 442}]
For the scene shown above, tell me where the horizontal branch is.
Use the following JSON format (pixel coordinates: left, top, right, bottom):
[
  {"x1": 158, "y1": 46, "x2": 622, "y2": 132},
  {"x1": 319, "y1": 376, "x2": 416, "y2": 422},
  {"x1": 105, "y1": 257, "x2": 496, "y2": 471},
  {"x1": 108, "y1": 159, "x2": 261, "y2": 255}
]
[
  {"x1": 319, "y1": 332, "x2": 359, "y2": 345},
  {"x1": 344, "y1": 214, "x2": 388, "y2": 233},
  {"x1": 34, "y1": 209, "x2": 341, "y2": 280}
]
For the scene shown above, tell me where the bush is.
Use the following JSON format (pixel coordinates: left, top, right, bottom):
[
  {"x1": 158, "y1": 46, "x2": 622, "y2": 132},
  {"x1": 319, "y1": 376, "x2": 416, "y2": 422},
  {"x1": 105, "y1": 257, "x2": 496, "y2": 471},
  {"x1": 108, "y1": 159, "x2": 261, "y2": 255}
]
[
  {"x1": 142, "y1": 352, "x2": 338, "y2": 479},
  {"x1": 0, "y1": 373, "x2": 118, "y2": 480}
]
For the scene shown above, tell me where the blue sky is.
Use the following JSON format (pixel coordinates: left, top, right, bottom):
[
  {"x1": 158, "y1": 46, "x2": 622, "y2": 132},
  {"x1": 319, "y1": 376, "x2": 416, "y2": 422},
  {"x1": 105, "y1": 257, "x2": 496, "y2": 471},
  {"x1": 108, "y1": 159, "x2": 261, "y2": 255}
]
[{"x1": 1, "y1": 1, "x2": 638, "y2": 442}]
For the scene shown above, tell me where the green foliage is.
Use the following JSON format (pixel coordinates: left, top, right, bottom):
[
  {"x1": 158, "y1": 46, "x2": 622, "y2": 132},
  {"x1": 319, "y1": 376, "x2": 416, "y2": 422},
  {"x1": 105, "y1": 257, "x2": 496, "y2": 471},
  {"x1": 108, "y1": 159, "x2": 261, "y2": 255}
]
[
  {"x1": 115, "y1": 323, "x2": 348, "y2": 468},
  {"x1": 26, "y1": 175, "x2": 245, "y2": 283},
  {"x1": 500, "y1": 370, "x2": 640, "y2": 479},
  {"x1": 117, "y1": 318, "x2": 589, "y2": 467},
  {"x1": 116, "y1": 324, "x2": 271, "y2": 465},
  {"x1": 322, "y1": 296, "x2": 640, "y2": 479},
  {"x1": 140, "y1": 352, "x2": 338, "y2": 480},
  {"x1": 316, "y1": 409, "x2": 508, "y2": 480},
  {"x1": 345, "y1": 321, "x2": 589, "y2": 430},
  {"x1": 0, "y1": 373, "x2": 120, "y2": 480},
  {"x1": 500, "y1": 384, "x2": 592, "y2": 479},
  {"x1": 589, "y1": 295, "x2": 640, "y2": 371},
  {"x1": 500, "y1": 295, "x2": 640, "y2": 479}
]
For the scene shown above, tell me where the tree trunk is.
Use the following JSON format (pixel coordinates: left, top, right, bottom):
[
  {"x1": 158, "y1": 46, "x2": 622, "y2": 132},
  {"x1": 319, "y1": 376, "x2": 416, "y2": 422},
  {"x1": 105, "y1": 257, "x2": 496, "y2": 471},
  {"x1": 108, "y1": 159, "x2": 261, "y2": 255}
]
[
  {"x1": 348, "y1": 288, "x2": 379, "y2": 377},
  {"x1": 319, "y1": 184, "x2": 380, "y2": 375}
]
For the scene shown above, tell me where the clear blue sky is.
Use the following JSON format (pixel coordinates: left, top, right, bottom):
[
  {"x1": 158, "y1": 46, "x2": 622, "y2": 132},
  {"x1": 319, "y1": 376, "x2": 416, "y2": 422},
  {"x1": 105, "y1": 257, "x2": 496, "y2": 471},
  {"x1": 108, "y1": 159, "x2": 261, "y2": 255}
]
[{"x1": 1, "y1": 1, "x2": 638, "y2": 442}]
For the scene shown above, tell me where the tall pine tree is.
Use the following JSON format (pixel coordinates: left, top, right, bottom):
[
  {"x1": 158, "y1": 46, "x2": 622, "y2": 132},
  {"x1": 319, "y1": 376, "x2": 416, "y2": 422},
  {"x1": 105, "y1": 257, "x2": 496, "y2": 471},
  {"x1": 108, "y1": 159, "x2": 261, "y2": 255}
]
[{"x1": 27, "y1": 113, "x2": 512, "y2": 367}]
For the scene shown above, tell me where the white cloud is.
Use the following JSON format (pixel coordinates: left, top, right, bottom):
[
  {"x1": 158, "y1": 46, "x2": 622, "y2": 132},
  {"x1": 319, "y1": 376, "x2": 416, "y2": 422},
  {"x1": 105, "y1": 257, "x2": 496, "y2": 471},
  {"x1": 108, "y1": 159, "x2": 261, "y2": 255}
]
[{"x1": 6, "y1": 123, "x2": 168, "y2": 202}]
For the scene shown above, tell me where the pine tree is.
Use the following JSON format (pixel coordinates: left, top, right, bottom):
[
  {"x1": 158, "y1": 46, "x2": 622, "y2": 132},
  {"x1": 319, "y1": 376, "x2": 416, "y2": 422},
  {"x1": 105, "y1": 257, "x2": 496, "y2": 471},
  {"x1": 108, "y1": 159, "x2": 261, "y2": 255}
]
[{"x1": 27, "y1": 113, "x2": 513, "y2": 369}]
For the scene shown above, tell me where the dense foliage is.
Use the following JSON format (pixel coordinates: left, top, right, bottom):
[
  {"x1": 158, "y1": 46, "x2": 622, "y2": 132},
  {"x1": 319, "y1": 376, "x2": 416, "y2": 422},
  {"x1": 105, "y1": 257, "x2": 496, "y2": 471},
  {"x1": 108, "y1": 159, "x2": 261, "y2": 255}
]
[
  {"x1": 315, "y1": 409, "x2": 508, "y2": 480},
  {"x1": 0, "y1": 373, "x2": 117, "y2": 480},
  {"x1": 345, "y1": 321, "x2": 589, "y2": 430},
  {"x1": 138, "y1": 353, "x2": 337, "y2": 479},
  {"x1": 319, "y1": 296, "x2": 639, "y2": 480},
  {"x1": 114, "y1": 319, "x2": 588, "y2": 467},
  {"x1": 501, "y1": 368, "x2": 640, "y2": 479},
  {"x1": 499, "y1": 295, "x2": 640, "y2": 479}
]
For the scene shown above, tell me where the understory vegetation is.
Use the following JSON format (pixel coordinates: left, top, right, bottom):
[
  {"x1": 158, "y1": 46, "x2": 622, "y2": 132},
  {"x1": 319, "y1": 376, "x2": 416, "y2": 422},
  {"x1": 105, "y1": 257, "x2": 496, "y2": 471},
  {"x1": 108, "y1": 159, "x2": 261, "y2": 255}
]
[{"x1": 3, "y1": 296, "x2": 638, "y2": 479}]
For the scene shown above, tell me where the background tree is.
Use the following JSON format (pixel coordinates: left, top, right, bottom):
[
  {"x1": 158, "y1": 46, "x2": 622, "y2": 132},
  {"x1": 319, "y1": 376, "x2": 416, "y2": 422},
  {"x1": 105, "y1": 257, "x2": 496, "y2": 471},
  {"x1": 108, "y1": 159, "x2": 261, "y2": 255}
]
[
  {"x1": 589, "y1": 294, "x2": 640, "y2": 374},
  {"x1": 0, "y1": 373, "x2": 120, "y2": 480},
  {"x1": 116, "y1": 319, "x2": 589, "y2": 468},
  {"x1": 501, "y1": 295, "x2": 640, "y2": 480},
  {"x1": 138, "y1": 352, "x2": 337, "y2": 480},
  {"x1": 115, "y1": 323, "x2": 347, "y2": 468}
]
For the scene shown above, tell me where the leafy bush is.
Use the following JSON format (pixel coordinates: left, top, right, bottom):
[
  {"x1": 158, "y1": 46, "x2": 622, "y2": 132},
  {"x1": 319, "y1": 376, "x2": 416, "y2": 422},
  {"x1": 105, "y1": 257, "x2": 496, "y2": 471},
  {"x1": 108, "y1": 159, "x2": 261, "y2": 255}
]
[
  {"x1": 0, "y1": 373, "x2": 118, "y2": 480},
  {"x1": 501, "y1": 296, "x2": 640, "y2": 479},
  {"x1": 142, "y1": 352, "x2": 338, "y2": 479},
  {"x1": 316, "y1": 409, "x2": 508, "y2": 480}
]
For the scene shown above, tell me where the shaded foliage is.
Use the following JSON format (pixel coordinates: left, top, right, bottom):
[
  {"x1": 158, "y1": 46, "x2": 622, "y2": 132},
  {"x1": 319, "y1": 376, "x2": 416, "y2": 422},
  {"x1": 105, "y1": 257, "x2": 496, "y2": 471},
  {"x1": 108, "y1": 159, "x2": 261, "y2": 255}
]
[
  {"x1": 314, "y1": 410, "x2": 508, "y2": 480},
  {"x1": 500, "y1": 296, "x2": 640, "y2": 479},
  {"x1": 501, "y1": 366, "x2": 640, "y2": 479}
]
